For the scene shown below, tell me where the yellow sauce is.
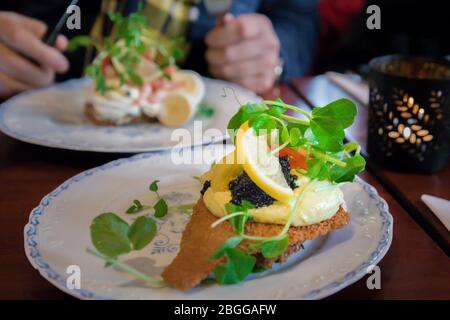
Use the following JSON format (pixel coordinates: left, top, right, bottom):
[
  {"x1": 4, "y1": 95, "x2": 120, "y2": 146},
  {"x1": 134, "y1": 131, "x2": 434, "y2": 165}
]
[{"x1": 202, "y1": 154, "x2": 344, "y2": 227}]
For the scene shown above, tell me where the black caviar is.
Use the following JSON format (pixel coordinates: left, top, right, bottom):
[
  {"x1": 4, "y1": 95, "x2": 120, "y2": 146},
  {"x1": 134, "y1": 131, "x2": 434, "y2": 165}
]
[
  {"x1": 279, "y1": 156, "x2": 298, "y2": 189},
  {"x1": 229, "y1": 171, "x2": 275, "y2": 208},
  {"x1": 228, "y1": 156, "x2": 297, "y2": 208},
  {"x1": 200, "y1": 180, "x2": 211, "y2": 195}
]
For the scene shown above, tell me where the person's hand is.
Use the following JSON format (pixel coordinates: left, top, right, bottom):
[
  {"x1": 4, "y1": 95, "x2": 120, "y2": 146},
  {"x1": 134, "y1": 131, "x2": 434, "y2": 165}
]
[
  {"x1": 205, "y1": 13, "x2": 280, "y2": 94},
  {"x1": 0, "y1": 12, "x2": 69, "y2": 99}
]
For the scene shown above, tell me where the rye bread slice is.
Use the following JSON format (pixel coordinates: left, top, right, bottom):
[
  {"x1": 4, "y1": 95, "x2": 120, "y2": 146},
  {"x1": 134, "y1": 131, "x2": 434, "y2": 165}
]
[{"x1": 84, "y1": 102, "x2": 156, "y2": 126}]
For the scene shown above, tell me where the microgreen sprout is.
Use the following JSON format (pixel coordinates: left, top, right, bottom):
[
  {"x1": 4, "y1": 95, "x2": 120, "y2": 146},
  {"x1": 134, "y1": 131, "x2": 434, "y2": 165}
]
[{"x1": 67, "y1": 9, "x2": 184, "y2": 94}]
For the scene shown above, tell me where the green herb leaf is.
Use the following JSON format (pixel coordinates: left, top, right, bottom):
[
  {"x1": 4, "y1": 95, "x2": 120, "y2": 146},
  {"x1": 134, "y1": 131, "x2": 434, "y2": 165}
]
[
  {"x1": 67, "y1": 35, "x2": 93, "y2": 52},
  {"x1": 90, "y1": 212, "x2": 131, "y2": 257},
  {"x1": 209, "y1": 236, "x2": 243, "y2": 260},
  {"x1": 306, "y1": 157, "x2": 330, "y2": 181},
  {"x1": 197, "y1": 103, "x2": 215, "y2": 118},
  {"x1": 225, "y1": 200, "x2": 254, "y2": 235},
  {"x1": 329, "y1": 153, "x2": 366, "y2": 183},
  {"x1": 312, "y1": 98, "x2": 357, "y2": 129},
  {"x1": 229, "y1": 214, "x2": 250, "y2": 235},
  {"x1": 225, "y1": 203, "x2": 240, "y2": 214},
  {"x1": 154, "y1": 198, "x2": 168, "y2": 218},
  {"x1": 240, "y1": 200, "x2": 255, "y2": 211},
  {"x1": 227, "y1": 103, "x2": 269, "y2": 141},
  {"x1": 259, "y1": 235, "x2": 290, "y2": 258},
  {"x1": 213, "y1": 248, "x2": 256, "y2": 285},
  {"x1": 250, "y1": 113, "x2": 277, "y2": 135},
  {"x1": 248, "y1": 234, "x2": 290, "y2": 258},
  {"x1": 128, "y1": 216, "x2": 157, "y2": 250},
  {"x1": 126, "y1": 199, "x2": 147, "y2": 214},
  {"x1": 310, "y1": 117, "x2": 344, "y2": 152},
  {"x1": 149, "y1": 180, "x2": 159, "y2": 192},
  {"x1": 288, "y1": 126, "x2": 303, "y2": 146}
]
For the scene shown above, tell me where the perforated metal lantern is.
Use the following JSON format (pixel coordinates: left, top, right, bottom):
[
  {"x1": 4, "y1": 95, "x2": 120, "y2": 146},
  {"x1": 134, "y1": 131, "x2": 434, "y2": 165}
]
[{"x1": 368, "y1": 55, "x2": 450, "y2": 173}]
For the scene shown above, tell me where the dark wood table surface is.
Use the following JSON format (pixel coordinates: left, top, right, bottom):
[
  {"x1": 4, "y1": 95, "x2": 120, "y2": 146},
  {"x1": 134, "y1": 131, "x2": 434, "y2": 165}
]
[
  {"x1": 291, "y1": 75, "x2": 450, "y2": 255},
  {"x1": 0, "y1": 83, "x2": 449, "y2": 300}
]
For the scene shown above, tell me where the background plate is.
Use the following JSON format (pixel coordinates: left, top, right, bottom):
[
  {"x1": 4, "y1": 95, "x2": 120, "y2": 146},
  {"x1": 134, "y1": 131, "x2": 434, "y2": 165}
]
[
  {"x1": 24, "y1": 144, "x2": 393, "y2": 300},
  {"x1": 0, "y1": 78, "x2": 259, "y2": 153}
]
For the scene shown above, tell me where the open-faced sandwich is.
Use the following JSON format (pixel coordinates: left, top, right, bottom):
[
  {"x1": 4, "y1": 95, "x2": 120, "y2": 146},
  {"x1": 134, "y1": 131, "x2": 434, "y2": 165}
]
[
  {"x1": 86, "y1": 97, "x2": 365, "y2": 292},
  {"x1": 68, "y1": 10, "x2": 204, "y2": 127},
  {"x1": 161, "y1": 98, "x2": 366, "y2": 291}
]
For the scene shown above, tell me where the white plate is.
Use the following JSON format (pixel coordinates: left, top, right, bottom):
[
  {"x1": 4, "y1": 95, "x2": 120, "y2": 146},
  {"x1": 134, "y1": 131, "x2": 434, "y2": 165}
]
[
  {"x1": 24, "y1": 144, "x2": 393, "y2": 300},
  {"x1": 0, "y1": 78, "x2": 259, "y2": 153}
]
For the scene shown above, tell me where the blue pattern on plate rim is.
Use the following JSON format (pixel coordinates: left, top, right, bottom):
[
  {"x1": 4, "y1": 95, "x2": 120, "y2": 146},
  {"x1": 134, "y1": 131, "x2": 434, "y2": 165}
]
[{"x1": 24, "y1": 148, "x2": 393, "y2": 300}]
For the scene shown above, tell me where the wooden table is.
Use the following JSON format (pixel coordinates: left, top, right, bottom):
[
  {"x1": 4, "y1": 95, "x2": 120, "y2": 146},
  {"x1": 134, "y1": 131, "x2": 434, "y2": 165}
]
[{"x1": 0, "y1": 84, "x2": 449, "y2": 300}]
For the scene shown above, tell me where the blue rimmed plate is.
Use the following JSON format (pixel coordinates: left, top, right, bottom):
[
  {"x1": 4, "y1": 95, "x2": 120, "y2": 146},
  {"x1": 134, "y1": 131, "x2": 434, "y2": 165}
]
[
  {"x1": 0, "y1": 78, "x2": 259, "y2": 153},
  {"x1": 24, "y1": 144, "x2": 393, "y2": 299}
]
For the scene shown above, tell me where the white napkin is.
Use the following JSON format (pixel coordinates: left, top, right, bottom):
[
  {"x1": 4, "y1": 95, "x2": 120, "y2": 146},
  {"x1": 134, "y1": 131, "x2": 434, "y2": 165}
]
[
  {"x1": 421, "y1": 194, "x2": 450, "y2": 232},
  {"x1": 325, "y1": 71, "x2": 369, "y2": 106}
]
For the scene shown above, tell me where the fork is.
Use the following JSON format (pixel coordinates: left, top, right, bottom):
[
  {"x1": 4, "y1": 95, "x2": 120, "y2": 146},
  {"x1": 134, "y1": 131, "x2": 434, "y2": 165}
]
[{"x1": 203, "y1": 0, "x2": 232, "y2": 24}]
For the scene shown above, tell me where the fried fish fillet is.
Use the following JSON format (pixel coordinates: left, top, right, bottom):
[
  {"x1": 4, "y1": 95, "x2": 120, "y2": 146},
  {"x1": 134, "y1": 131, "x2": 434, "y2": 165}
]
[{"x1": 162, "y1": 198, "x2": 349, "y2": 291}]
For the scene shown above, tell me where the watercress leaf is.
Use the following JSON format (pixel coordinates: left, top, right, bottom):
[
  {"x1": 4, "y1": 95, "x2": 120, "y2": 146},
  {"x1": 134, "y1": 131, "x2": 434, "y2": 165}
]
[
  {"x1": 227, "y1": 103, "x2": 269, "y2": 141},
  {"x1": 90, "y1": 212, "x2": 131, "y2": 257},
  {"x1": 312, "y1": 98, "x2": 357, "y2": 129},
  {"x1": 228, "y1": 200, "x2": 253, "y2": 234},
  {"x1": 213, "y1": 248, "x2": 256, "y2": 285},
  {"x1": 306, "y1": 158, "x2": 330, "y2": 181},
  {"x1": 154, "y1": 198, "x2": 168, "y2": 218},
  {"x1": 250, "y1": 113, "x2": 277, "y2": 135},
  {"x1": 229, "y1": 214, "x2": 250, "y2": 235},
  {"x1": 262, "y1": 235, "x2": 290, "y2": 258},
  {"x1": 127, "y1": 216, "x2": 157, "y2": 250},
  {"x1": 250, "y1": 235, "x2": 290, "y2": 258},
  {"x1": 197, "y1": 103, "x2": 215, "y2": 118},
  {"x1": 126, "y1": 205, "x2": 138, "y2": 214},
  {"x1": 310, "y1": 118, "x2": 344, "y2": 152},
  {"x1": 243, "y1": 102, "x2": 269, "y2": 114},
  {"x1": 287, "y1": 122, "x2": 308, "y2": 135},
  {"x1": 209, "y1": 236, "x2": 243, "y2": 260},
  {"x1": 225, "y1": 203, "x2": 240, "y2": 214},
  {"x1": 240, "y1": 200, "x2": 255, "y2": 211},
  {"x1": 126, "y1": 199, "x2": 146, "y2": 214},
  {"x1": 303, "y1": 127, "x2": 318, "y2": 146},
  {"x1": 149, "y1": 180, "x2": 159, "y2": 192},
  {"x1": 288, "y1": 127, "x2": 302, "y2": 146},
  {"x1": 329, "y1": 153, "x2": 366, "y2": 183},
  {"x1": 133, "y1": 199, "x2": 143, "y2": 208},
  {"x1": 280, "y1": 125, "x2": 290, "y2": 144},
  {"x1": 266, "y1": 105, "x2": 284, "y2": 118}
]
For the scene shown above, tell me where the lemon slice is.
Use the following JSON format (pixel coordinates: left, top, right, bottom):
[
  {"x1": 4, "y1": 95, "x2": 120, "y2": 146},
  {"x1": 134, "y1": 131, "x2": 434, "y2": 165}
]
[
  {"x1": 236, "y1": 122, "x2": 294, "y2": 203},
  {"x1": 157, "y1": 93, "x2": 195, "y2": 127},
  {"x1": 171, "y1": 70, "x2": 205, "y2": 104}
]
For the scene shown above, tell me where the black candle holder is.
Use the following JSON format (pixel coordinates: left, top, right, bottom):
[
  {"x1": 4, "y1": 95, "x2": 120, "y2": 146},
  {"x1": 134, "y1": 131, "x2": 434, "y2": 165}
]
[{"x1": 368, "y1": 55, "x2": 450, "y2": 173}]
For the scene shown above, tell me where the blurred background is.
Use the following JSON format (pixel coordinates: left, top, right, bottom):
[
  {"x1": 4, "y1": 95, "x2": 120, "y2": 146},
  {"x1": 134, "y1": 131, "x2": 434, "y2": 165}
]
[{"x1": 1, "y1": 0, "x2": 449, "y2": 82}]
